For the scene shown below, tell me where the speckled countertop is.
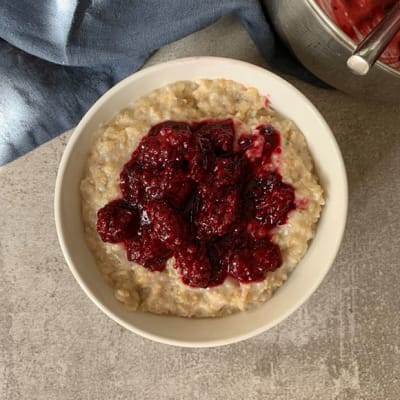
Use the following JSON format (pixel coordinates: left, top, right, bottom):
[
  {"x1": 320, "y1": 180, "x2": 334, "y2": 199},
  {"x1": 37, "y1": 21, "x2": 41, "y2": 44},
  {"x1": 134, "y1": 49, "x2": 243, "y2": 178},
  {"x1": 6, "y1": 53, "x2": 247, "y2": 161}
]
[{"x1": 1, "y1": 17, "x2": 399, "y2": 400}]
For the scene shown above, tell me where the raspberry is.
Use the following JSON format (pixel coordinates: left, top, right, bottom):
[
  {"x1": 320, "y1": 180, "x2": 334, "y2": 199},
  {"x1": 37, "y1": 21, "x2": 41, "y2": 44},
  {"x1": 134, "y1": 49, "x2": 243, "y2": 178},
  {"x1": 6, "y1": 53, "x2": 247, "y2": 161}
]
[
  {"x1": 188, "y1": 135, "x2": 215, "y2": 182},
  {"x1": 175, "y1": 245, "x2": 212, "y2": 288},
  {"x1": 136, "y1": 121, "x2": 191, "y2": 170},
  {"x1": 249, "y1": 172, "x2": 295, "y2": 228},
  {"x1": 120, "y1": 161, "x2": 143, "y2": 203},
  {"x1": 212, "y1": 157, "x2": 242, "y2": 187},
  {"x1": 193, "y1": 119, "x2": 235, "y2": 154},
  {"x1": 149, "y1": 120, "x2": 192, "y2": 137},
  {"x1": 206, "y1": 242, "x2": 229, "y2": 286},
  {"x1": 227, "y1": 239, "x2": 282, "y2": 283},
  {"x1": 144, "y1": 200, "x2": 189, "y2": 250},
  {"x1": 143, "y1": 164, "x2": 194, "y2": 209},
  {"x1": 195, "y1": 185, "x2": 239, "y2": 239},
  {"x1": 125, "y1": 227, "x2": 172, "y2": 271},
  {"x1": 97, "y1": 200, "x2": 139, "y2": 243}
]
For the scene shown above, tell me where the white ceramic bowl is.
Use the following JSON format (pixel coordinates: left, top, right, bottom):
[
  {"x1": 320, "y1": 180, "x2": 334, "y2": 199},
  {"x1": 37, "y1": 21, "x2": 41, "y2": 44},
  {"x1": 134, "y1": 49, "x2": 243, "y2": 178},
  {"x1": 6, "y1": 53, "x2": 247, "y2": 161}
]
[{"x1": 55, "y1": 57, "x2": 347, "y2": 347}]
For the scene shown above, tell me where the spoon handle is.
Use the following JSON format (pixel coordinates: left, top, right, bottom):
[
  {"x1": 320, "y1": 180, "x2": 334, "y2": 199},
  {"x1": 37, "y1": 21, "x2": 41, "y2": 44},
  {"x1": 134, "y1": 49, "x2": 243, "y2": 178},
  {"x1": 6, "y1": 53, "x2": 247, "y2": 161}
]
[{"x1": 347, "y1": 2, "x2": 400, "y2": 75}]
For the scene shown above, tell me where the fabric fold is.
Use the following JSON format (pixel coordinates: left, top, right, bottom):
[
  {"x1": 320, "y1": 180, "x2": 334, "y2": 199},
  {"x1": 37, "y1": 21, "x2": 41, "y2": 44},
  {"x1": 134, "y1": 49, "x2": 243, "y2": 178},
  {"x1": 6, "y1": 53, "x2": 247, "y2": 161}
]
[{"x1": 0, "y1": 0, "x2": 319, "y2": 166}]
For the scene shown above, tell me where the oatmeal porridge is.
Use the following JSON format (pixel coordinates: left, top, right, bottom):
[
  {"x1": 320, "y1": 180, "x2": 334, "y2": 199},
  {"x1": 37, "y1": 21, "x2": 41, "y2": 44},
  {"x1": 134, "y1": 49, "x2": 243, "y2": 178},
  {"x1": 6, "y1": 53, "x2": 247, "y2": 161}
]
[{"x1": 80, "y1": 79, "x2": 324, "y2": 317}]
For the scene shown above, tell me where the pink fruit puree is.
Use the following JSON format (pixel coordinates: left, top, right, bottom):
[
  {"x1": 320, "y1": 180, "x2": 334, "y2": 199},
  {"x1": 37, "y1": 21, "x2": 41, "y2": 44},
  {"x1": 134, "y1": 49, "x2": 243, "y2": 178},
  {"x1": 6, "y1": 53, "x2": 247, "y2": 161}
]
[{"x1": 317, "y1": 0, "x2": 400, "y2": 70}]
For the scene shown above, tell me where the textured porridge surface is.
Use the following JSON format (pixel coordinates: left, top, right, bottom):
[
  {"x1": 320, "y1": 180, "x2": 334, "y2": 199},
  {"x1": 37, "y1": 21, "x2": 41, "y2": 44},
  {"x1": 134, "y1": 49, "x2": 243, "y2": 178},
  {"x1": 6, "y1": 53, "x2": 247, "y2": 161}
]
[{"x1": 80, "y1": 79, "x2": 324, "y2": 317}]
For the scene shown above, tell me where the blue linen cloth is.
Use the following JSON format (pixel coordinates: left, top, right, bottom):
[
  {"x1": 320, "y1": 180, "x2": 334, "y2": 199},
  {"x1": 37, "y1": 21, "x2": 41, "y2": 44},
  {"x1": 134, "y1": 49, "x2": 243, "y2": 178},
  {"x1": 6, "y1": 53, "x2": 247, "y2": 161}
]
[{"x1": 0, "y1": 0, "x2": 316, "y2": 166}]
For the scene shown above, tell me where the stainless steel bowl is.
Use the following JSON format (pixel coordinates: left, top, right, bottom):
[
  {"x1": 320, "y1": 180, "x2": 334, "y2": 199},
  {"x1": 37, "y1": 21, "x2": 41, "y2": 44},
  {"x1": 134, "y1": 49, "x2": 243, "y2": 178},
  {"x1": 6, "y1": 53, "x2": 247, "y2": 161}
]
[{"x1": 265, "y1": 0, "x2": 400, "y2": 102}]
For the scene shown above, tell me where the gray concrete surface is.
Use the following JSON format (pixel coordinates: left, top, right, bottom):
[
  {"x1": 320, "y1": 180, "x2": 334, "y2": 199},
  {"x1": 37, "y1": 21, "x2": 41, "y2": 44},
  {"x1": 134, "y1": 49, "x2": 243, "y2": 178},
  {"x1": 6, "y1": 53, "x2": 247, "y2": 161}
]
[{"x1": 1, "y1": 17, "x2": 400, "y2": 400}]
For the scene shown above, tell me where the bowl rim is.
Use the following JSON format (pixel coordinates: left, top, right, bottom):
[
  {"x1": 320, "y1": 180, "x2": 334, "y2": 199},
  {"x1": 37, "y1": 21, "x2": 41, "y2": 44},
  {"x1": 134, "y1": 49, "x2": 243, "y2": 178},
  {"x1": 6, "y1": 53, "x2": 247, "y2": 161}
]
[
  {"x1": 306, "y1": 0, "x2": 400, "y2": 77},
  {"x1": 55, "y1": 56, "x2": 348, "y2": 347}
]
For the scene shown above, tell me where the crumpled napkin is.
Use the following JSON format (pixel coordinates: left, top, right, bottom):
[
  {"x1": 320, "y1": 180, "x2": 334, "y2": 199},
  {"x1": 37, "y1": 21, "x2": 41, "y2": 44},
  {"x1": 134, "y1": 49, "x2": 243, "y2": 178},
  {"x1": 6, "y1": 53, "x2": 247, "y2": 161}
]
[{"x1": 0, "y1": 0, "x2": 317, "y2": 166}]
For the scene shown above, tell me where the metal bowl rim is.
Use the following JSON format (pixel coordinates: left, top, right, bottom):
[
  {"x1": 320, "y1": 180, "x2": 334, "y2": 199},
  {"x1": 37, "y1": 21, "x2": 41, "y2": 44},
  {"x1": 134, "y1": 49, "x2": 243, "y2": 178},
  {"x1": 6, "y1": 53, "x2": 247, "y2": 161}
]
[{"x1": 305, "y1": 0, "x2": 400, "y2": 77}]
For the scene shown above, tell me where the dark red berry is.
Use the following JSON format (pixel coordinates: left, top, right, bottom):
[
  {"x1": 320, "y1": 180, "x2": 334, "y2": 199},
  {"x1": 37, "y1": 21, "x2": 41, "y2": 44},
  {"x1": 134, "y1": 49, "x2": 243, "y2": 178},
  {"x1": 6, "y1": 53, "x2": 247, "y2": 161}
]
[
  {"x1": 249, "y1": 173, "x2": 295, "y2": 228},
  {"x1": 144, "y1": 200, "x2": 188, "y2": 250},
  {"x1": 212, "y1": 157, "x2": 242, "y2": 187},
  {"x1": 136, "y1": 121, "x2": 191, "y2": 170},
  {"x1": 175, "y1": 245, "x2": 212, "y2": 288},
  {"x1": 125, "y1": 227, "x2": 172, "y2": 271},
  {"x1": 227, "y1": 239, "x2": 282, "y2": 283},
  {"x1": 193, "y1": 119, "x2": 235, "y2": 154},
  {"x1": 206, "y1": 242, "x2": 229, "y2": 286},
  {"x1": 97, "y1": 200, "x2": 139, "y2": 243},
  {"x1": 195, "y1": 185, "x2": 239, "y2": 239},
  {"x1": 148, "y1": 120, "x2": 191, "y2": 137},
  {"x1": 120, "y1": 161, "x2": 144, "y2": 203},
  {"x1": 188, "y1": 135, "x2": 215, "y2": 182}
]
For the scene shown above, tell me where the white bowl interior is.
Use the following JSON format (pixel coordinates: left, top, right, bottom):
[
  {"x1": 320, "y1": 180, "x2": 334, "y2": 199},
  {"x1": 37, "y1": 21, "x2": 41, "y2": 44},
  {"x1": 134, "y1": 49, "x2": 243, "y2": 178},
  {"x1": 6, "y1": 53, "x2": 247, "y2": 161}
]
[{"x1": 55, "y1": 57, "x2": 347, "y2": 347}]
